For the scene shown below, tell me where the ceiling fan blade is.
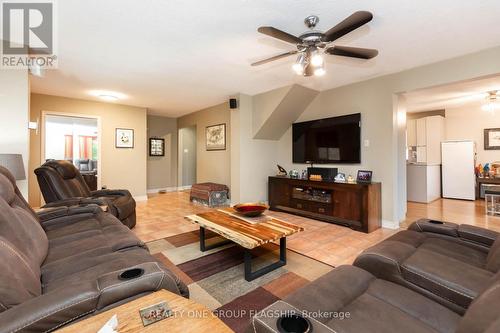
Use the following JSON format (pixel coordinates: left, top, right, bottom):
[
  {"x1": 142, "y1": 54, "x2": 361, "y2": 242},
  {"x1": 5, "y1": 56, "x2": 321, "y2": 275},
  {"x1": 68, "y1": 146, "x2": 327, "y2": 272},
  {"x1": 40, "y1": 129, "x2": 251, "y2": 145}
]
[
  {"x1": 257, "y1": 26, "x2": 302, "y2": 44},
  {"x1": 326, "y1": 46, "x2": 378, "y2": 59},
  {"x1": 323, "y1": 11, "x2": 373, "y2": 42},
  {"x1": 251, "y1": 50, "x2": 298, "y2": 66}
]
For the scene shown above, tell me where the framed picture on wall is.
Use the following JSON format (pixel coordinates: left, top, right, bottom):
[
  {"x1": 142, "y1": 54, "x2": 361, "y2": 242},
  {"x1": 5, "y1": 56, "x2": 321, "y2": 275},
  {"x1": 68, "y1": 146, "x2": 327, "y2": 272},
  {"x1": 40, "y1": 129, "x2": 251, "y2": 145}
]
[
  {"x1": 149, "y1": 138, "x2": 165, "y2": 156},
  {"x1": 115, "y1": 128, "x2": 134, "y2": 148},
  {"x1": 484, "y1": 128, "x2": 500, "y2": 150},
  {"x1": 206, "y1": 123, "x2": 226, "y2": 151}
]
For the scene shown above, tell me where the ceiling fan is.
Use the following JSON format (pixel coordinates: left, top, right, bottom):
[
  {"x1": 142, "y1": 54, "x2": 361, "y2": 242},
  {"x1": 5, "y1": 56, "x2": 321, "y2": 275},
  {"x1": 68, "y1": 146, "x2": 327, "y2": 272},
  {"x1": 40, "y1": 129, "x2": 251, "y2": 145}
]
[{"x1": 252, "y1": 11, "x2": 378, "y2": 77}]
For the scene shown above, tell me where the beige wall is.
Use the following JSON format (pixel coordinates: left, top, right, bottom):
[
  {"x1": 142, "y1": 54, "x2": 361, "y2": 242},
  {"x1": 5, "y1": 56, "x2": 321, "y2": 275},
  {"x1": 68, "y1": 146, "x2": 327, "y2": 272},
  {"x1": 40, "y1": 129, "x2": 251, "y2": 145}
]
[
  {"x1": 231, "y1": 46, "x2": 500, "y2": 227},
  {"x1": 445, "y1": 102, "x2": 500, "y2": 164},
  {"x1": 29, "y1": 93, "x2": 147, "y2": 206},
  {"x1": 0, "y1": 70, "x2": 30, "y2": 197},
  {"x1": 147, "y1": 115, "x2": 177, "y2": 191},
  {"x1": 177, "y1": 102, "x2": 231, "y2": 188}
]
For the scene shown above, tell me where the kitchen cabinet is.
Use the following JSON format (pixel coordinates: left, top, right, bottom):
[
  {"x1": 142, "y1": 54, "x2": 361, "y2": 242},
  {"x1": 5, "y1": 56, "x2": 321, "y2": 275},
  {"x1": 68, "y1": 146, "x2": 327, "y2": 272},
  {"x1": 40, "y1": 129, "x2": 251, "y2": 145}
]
[
  {"x1": 410, "y1": 116, "x2": 445, "y2": 164},
  {"x1": 407, "y1": 164, "x2": 441, "y2": 203},
  {"x1": 407, "y1": 119, "x2": 417, "y2": 147}
]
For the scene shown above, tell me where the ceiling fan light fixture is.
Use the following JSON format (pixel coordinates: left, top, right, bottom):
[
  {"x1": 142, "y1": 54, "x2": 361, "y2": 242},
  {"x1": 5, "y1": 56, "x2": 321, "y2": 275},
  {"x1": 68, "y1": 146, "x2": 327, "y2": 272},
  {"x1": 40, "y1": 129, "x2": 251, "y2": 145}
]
[
  {"x1": 292, "y1": 53, "x2": 306, "y2": 75},
  {"x1": 314, "y1": 67, "x2": 326, "y2": 76},
  {"x1": 482, "y1": 91, "x2": 500, "y2": 112},
  {"x1": 310, "y1": 49, "x2": 324, "y2": 67}
]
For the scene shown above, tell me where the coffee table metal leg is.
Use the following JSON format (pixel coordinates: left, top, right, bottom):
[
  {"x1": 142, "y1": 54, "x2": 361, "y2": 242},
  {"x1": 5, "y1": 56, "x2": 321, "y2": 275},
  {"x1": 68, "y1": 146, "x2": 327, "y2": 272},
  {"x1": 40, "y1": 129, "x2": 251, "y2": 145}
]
[
  {"x1": 244, "y1": 237, "x2": 286, "y2": 282},
  {"x1": 199, "y1": 227, "x2": 232, "y2": 252}
]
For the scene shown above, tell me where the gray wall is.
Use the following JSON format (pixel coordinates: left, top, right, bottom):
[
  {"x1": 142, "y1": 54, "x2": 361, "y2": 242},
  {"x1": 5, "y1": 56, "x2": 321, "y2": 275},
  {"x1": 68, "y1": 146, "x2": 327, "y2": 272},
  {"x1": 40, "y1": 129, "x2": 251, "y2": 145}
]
[
  {"x1": 147, "y1": 115, "x2": 178, "y2": 190},
  {"x1": 179, "y1": 126, "x2": 197, "y2": 186},
  {"x1": 177, "y1": 102, "x2": 231, "y2": 188}
]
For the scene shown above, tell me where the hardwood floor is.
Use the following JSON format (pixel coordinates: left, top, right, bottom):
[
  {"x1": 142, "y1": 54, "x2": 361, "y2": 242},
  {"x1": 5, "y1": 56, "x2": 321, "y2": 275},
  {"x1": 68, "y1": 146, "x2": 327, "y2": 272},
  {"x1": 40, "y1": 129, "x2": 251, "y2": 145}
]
[
  {"x1": 404, "y1": 199, "x2": 500, "y2": 232},
  {"x1": 134, "y1": 192, "x2": 500, "y2": 267}
]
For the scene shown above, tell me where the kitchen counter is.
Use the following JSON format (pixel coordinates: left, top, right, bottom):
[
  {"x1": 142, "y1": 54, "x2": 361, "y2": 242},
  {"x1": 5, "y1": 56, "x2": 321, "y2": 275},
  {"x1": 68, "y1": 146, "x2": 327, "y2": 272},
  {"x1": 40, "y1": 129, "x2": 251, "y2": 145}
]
[{"x1": 407, "y1": 164, "x2": 441, "y2": 203}]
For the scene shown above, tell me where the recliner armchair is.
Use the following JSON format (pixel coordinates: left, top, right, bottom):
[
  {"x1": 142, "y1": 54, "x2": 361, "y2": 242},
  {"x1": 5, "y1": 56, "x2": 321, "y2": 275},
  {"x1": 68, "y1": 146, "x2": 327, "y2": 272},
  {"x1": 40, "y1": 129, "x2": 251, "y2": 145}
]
[
  {"x1": 35, "y1": 160, "x2": 136, "y2": 228},
  {"x1": 0, "y1": 166, "x2": 188, "y2": 332},
  {"x1": 353, "y1": 218, "x2": 500, "y2": 314}
]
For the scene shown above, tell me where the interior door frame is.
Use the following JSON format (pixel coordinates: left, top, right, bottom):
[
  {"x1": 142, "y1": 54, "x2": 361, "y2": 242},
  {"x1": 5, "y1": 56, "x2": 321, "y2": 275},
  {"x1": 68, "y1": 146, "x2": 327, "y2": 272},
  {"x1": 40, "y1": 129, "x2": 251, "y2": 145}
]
[{"x1": 40, "y1": 111, "x2": 103, "y2": 191}]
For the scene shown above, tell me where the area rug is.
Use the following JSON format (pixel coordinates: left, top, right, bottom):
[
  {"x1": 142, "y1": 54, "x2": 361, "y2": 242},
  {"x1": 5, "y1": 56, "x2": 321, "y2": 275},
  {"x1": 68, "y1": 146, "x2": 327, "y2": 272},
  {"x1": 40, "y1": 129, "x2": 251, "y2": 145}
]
[{"x1": 146, "y1": 230, "x2": 334, "y2": 333}]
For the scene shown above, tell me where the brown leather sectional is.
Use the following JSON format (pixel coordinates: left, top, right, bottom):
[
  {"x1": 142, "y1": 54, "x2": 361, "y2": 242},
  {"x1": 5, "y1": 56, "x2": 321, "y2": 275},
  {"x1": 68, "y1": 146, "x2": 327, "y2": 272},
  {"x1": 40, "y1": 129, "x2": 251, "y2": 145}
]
[
  {"x1": 35, "y1": 160, "x2": 137, "y2": 228},
  {"x1": 0, "y1": 166, "x2": 187, "y2": 332},
  {"x1": 250, "y1": 219, "x2": 500, "y2": 332}
]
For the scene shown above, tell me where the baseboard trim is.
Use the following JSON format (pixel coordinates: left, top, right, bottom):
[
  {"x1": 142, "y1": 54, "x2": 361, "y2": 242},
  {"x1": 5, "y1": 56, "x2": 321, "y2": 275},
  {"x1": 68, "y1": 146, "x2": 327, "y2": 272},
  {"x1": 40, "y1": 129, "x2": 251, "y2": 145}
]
[
  {"x1": 146, "y1": 186, "x2": 192, "y2": 194},
  {"x1": 382, "y1": 219, "x2": 400, "y2": 229},
  {"x1": 147, "y1": 187, "x2": 178, "y2": 194},
  {"x1": 134, "y1": 195, "x2": 148, "y2": 202}
]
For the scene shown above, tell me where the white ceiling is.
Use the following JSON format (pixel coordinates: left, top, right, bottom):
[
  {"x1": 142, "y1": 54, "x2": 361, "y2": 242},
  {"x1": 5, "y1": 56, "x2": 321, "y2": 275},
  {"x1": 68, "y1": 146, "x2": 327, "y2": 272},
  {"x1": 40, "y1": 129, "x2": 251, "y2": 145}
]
[
  {"x1": 405, "y1": 75, "x2": 500, "y2": 112},
  {"x1": 30, "y1": 0, "x2": 500, "y2": 117}
]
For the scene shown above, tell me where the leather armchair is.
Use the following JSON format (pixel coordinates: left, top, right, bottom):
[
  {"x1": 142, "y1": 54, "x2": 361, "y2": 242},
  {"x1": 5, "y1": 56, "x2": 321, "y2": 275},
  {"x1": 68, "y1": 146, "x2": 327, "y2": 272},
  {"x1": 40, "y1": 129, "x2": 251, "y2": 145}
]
[
  {"x1": 0, "y1": 166, "x2": 188, "y2": 332},
  {"x1": 35, "y1": 160, "x2": 136, "y2": 228}
]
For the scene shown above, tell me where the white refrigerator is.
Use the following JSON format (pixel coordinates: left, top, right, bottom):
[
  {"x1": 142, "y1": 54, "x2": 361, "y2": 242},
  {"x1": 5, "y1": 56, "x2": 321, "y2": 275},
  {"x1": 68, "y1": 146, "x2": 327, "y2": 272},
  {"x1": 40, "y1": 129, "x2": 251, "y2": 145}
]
[{"x1": 441, "y1": 141, "x2": 476, "y2": 200}]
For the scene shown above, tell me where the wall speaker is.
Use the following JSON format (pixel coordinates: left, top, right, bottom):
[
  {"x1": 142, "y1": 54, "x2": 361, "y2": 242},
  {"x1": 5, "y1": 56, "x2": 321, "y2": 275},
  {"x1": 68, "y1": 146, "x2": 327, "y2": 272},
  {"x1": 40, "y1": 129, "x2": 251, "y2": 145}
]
[{"x1": 229, "y1": 98, "x2": 238, "y2": 109}]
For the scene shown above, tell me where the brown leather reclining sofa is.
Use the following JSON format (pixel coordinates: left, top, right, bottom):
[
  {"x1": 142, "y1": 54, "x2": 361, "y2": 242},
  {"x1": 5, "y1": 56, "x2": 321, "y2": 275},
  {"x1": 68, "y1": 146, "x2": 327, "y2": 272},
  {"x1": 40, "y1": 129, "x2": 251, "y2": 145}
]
[
  {"x1": 35, "y1": 160, "x2": 137, "y2": 228},
  {"x1": 0, "y1": 166, "x2": 188, "y2": 332},
  {"x1": 249, "y1": 219, "x2": 500, "y2": 333}
]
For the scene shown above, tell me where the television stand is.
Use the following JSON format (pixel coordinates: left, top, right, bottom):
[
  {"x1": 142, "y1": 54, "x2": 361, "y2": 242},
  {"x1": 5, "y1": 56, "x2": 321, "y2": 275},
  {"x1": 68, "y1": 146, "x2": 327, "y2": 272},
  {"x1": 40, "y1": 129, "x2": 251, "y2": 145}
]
[{"x1": 268, "y1": 176, "x2": 381, "y2": 233}]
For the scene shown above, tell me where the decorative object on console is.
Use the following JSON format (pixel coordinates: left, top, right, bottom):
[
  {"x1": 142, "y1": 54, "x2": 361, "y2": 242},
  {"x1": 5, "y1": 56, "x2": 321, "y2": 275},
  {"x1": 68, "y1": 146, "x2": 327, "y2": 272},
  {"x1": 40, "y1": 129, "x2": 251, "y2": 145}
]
[
  {"x1": 309, "y1": 174, "x2": 322, "y2": 181},
  {"x1": 206, "y1": 123, "x2": 226, "y2": 151},
  {"x1": 115, "y1": 128, "x2": 134, "y2": 148},
  {"x1": 289, "y1": 169, "x2": 300, "y2": 178},
  {"x1": 0, "y1": 153, "x2": 25, "y2": 180},
  {"x1": 484, "y1": 128, "x2": 500, "y2": 150},
  {"x1": 347, "y1": 175, "x2": 355, "y2": 183},
  {"x1": 149, "y1": 138, "x2": 165, "y2": 156},
  {"x1": 334, "y1": 172, "x2": 346, "y2": 182},
  {"x1": 492, "y1": 162, "x2": 500, "y2": 178},
  {"x1": 307, "y1": 167, "x2": 338, "y2": 181},
  {"x1": 276, "y1": 164, "x2": 287, "y2": 176},
  {"x1": 356, "y1": 170, "x2": 373, "y2": 184},
  {"x1": 233, "y1": 203, "x2": 269, "y2": 217}
]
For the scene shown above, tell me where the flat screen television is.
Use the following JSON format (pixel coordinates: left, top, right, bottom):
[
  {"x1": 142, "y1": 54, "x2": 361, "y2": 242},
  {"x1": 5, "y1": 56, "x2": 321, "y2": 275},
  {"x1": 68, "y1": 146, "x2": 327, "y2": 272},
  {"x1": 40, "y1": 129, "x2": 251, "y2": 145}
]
[{"x1": 292, "y1": 113, "x2": 361, "y2": 164}]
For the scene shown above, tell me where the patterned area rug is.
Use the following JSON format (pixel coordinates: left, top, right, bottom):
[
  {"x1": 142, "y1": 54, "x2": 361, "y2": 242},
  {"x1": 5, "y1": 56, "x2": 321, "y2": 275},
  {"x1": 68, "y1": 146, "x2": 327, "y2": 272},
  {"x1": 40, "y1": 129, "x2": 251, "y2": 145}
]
[{"x1": 147, "y1": 230, "x2": 334, "y2": 333}]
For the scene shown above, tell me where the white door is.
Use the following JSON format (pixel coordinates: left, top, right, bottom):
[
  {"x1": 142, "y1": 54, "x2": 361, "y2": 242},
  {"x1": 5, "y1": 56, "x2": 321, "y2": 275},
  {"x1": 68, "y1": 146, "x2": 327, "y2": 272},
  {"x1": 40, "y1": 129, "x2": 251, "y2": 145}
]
[{"x1": 442, "y1": 141, "x2": 475, "y2": 200}]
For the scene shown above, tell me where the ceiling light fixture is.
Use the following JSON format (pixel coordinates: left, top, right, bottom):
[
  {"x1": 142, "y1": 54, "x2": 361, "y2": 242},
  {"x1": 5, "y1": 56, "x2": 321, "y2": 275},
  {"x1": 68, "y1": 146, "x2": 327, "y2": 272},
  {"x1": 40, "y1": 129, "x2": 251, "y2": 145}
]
[
  {"x1": 292, "y1": 50, "x2": 326, "y2": 77},
  {"x1": 292, "y1": 53, "x2": 306, "y2": 75},
  {"x1": 88, "y1": 90, "x2": 127, "y2": 102},
  {"x1": 310, "y1": 48, "x2": 324, "y2": 67},
  {"x1": 314, "y1": 64, "x2": 326, "y2": 76},
  {"x1": 482, "y1": 91, "x2": 500, "y2": 112}
]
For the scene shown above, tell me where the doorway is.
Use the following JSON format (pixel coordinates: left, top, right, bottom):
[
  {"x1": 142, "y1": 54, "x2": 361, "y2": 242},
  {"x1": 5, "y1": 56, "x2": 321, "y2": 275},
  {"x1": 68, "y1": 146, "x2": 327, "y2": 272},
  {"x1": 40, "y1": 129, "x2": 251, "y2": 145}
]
[
  {"x1": 42, "y1": 113, "x2": 101, "y2": 191},
  {"x1": 178, "y1": 126, "x2": 197, "y2": 189}
]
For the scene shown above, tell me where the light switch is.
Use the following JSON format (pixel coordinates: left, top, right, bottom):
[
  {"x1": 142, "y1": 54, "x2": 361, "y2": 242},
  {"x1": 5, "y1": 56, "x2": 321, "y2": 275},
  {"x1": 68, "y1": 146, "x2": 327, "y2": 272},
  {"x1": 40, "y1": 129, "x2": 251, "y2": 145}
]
[
  {"x1": 183, "y1": 149, "x2": 189, "y2": 153},
  {"x1": 364, "y1": 139, "x2": 370, "y2": 147}
]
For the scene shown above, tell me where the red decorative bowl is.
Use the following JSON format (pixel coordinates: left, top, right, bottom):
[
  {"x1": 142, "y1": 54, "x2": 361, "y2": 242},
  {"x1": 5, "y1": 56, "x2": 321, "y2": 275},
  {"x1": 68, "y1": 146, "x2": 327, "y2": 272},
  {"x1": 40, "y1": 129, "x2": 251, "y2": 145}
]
[{"x1": 233, "y1": 203, "x2": 269, "y2": 217}]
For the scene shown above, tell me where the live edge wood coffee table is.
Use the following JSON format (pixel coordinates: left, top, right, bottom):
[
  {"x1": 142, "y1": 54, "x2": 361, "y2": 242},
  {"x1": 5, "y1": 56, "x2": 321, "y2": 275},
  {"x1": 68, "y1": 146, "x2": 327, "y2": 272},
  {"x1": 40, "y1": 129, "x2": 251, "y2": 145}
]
[{"x1": 185, "y1": 208, "x2": 303, "y2": 281}]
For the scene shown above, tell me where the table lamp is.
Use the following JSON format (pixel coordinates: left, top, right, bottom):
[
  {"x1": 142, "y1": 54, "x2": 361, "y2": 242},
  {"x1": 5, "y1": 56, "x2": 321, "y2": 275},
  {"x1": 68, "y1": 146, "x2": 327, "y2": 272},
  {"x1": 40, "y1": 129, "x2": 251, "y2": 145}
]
[{"x1": 0, "y1": 154, "x2": 26, "y2": 180}]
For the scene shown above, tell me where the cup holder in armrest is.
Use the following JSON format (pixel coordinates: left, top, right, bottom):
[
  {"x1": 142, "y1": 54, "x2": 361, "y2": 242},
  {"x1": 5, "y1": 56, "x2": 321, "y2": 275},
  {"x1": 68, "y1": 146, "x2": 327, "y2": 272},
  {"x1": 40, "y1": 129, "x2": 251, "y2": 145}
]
[
  {"x1": 277, "y1": 314, "x2": 312, "y2": 333},
  {"x1": 428, "y1": 220, "x2": 444, "y2": 225},
  {"x1": 119, "y1": 268, "x2": 144, "y2": 280}
]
